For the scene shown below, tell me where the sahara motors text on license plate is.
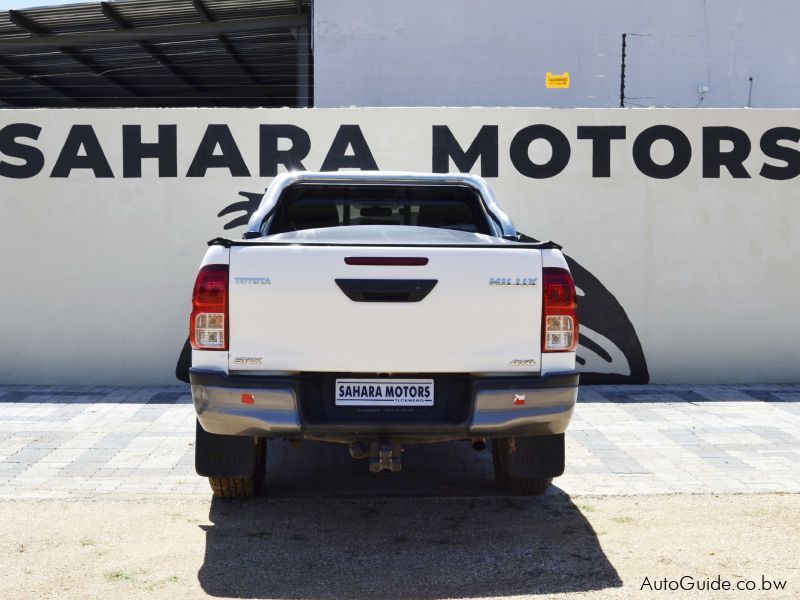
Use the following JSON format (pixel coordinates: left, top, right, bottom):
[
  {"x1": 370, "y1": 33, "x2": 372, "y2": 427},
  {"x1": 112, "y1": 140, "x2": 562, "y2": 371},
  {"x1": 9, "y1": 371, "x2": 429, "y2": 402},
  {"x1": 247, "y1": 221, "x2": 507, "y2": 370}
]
[{"x1": 335, "y1": 379, "x2": 434, "y2": 406}]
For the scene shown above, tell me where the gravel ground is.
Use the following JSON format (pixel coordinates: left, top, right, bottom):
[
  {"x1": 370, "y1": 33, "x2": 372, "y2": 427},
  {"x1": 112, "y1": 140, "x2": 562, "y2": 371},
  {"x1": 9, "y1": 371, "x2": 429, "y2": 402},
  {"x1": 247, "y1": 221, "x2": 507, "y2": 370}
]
[{"x1": 2, "y1": 492, "x2": 798, "y2": 599}]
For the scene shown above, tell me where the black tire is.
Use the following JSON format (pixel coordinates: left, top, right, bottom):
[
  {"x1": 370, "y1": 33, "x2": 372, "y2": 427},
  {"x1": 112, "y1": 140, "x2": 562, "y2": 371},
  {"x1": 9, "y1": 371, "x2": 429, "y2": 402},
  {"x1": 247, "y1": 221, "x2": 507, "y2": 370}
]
[
  {"x1": 492, "y1": 438, "x2": 553, "y2": 496},
  {"x1": 208, "y1": 437, "x2": 267, "y2": 499}
]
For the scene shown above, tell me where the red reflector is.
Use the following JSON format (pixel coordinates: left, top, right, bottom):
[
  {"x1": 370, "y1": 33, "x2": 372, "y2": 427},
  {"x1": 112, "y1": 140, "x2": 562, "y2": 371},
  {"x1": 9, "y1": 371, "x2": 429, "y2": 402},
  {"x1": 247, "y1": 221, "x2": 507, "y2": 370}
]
[
  {"x1": 241, "y1": 394, "x2": 255, "y2": 405},
  {"x1": 542, "y1": 268, "x2": 577, "y2": 310},
  {"x1": 345, "y1": 257, "x2": 429, "y2": 266},
  {"x1": 196, "y1": 278, "x2": 226, "y2": 304}
]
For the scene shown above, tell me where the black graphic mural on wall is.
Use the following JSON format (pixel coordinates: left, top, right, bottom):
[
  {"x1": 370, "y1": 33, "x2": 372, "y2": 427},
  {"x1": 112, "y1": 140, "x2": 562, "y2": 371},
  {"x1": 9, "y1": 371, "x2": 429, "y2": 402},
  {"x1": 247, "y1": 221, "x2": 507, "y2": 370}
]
[
  {"x1": 216, "y1": 190, "x2": 265, "y2": 230},
  {"x1": 175, "y1": 194, "x2": 650, "y2": 385}
]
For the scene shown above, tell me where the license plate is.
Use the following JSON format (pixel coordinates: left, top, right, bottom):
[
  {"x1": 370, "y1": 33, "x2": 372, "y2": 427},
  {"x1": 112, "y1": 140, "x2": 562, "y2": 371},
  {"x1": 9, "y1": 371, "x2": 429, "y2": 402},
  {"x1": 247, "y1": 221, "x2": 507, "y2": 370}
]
[{"x1": 335, "y1": 378, "x2": 434, "y2": 406}]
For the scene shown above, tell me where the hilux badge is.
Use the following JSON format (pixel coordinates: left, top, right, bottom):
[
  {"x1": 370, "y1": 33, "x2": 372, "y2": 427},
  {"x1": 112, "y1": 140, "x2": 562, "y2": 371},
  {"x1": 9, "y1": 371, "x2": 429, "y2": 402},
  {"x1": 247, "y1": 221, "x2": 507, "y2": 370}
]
[{"x1": 234, "y1": 277, "x2": 271, "y2": 285}]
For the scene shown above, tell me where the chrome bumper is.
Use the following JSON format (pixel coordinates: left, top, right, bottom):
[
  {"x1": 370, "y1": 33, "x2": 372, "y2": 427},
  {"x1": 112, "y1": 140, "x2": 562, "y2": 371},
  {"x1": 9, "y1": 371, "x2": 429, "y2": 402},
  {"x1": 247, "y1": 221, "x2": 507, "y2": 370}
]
[
  {"x1": 191, "y1": 376, "x2": 301, "y2": 437},
  {"x1": 190, "y1": 369, "x2": 577, "y2": 438},
  {"x1": 469, "y1": 378, "x2": 577, "y2": 436}
]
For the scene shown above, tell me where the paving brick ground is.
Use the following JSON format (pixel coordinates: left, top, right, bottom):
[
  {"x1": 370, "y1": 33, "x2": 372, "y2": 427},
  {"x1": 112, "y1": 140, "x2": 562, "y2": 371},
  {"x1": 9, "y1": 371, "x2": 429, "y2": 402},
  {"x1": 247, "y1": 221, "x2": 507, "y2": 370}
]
[{"x1": 0, "y1": 384, "x2": 798, "y2": 498}]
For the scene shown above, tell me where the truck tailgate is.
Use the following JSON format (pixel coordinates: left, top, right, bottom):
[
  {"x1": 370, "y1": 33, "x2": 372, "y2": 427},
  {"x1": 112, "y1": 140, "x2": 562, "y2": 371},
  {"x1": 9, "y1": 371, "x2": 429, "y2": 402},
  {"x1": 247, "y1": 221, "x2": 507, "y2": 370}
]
[{"x1": 228, "y1": 244, "x2": 542, "y2": 373}]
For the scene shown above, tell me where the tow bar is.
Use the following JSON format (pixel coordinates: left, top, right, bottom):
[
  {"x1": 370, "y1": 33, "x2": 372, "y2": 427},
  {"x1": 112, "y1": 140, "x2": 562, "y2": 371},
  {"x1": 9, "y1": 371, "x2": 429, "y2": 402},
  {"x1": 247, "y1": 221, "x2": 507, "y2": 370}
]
[
  {"x1": 347, "y1": 439, "x2": 403, "y2": 472},
  {"x1": 369, "y1": 440, "x2": 402, "y2": 473}
]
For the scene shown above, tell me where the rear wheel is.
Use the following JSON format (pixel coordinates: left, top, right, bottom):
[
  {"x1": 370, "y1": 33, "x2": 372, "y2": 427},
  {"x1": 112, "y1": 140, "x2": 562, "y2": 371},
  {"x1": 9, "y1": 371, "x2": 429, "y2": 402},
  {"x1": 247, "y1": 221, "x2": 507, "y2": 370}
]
[
  {"x1": 492, "y1": 437, "x2": 554, "y2": 496},
  {"x1": 208, "y1": 437, "x2": 267, "y2": 499}
]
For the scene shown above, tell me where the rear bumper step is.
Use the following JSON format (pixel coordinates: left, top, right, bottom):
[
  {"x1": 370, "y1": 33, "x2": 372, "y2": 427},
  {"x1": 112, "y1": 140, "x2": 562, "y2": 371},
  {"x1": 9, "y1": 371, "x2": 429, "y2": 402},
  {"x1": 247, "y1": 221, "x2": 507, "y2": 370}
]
[{"x1": 190, "y1": 369, "x2": 578, "y2": 440}]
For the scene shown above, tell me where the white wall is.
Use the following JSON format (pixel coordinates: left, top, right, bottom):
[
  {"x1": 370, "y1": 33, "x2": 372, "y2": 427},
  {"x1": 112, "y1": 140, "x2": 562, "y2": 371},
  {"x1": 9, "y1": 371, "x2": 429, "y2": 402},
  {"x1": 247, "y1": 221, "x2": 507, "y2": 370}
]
[
  {"x1": 314, "y1": 0, "x2": 800, "y2": 109},
  {"x1": 0, "y1": 108, "x2": 798, "y2": 385}
]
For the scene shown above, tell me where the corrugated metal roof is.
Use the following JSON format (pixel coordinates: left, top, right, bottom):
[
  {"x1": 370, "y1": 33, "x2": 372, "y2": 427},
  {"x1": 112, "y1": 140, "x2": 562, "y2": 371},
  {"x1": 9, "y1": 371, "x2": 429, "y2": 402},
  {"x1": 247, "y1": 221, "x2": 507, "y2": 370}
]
[{"x1": 0, "y1": 0, "x2": 312, "y2": 107}]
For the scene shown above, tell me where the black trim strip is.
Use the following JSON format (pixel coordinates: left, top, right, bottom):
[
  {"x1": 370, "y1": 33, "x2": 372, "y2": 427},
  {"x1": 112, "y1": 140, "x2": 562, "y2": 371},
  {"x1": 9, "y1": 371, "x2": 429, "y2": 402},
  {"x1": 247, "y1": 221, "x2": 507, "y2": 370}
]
[
  {"x1": 472, "y1": 372, "x2": 580, "y2": 391},
  {"x1": 208, "y1": 237, "x2": 562, "y2": 250},
  {"x1": 189, "y1": 368, "x2": 299, "y2": 391}
]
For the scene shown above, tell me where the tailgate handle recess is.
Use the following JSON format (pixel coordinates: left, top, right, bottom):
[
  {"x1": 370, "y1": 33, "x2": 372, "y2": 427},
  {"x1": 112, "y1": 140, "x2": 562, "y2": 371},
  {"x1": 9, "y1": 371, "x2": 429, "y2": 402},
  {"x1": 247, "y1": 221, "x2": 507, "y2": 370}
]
[{"x1": 335, "y1": 279, "x2": 437, "y2": 303}]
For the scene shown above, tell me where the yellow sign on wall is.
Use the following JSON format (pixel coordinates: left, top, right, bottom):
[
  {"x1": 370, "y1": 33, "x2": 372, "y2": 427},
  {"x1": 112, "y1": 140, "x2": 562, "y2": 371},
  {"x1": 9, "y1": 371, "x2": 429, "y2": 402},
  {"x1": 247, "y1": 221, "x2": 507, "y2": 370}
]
[{"x1": 546, "y1": 72, "x2": 570, "y2": 89}]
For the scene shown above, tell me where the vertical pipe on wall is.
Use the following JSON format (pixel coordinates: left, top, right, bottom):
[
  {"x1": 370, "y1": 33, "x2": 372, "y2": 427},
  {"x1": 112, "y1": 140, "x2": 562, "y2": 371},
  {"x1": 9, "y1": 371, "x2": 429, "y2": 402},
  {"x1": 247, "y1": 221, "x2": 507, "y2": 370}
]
[{"x1": 619, "y1": 33, "x2": 627, "y2": 108}]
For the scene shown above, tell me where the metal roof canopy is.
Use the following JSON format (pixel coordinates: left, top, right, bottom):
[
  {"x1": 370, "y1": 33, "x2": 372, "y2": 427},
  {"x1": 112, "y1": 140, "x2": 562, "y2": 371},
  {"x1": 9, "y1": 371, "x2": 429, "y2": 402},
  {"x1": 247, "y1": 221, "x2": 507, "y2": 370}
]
[{"x1": 0, "y1": 0, "x2": 312, "y2": 108}]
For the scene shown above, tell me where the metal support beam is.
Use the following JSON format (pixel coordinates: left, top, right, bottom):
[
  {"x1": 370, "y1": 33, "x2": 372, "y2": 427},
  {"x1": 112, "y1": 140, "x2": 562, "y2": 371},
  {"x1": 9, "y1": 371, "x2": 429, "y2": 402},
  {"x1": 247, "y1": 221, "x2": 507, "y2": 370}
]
[
  {"x1": 2, "y1": 13, "x2": 74, "y2": 103},
  {"x1": 57, "y1": 47, "x2": 136, "y2": 97},
  {"x1": 100, "y1": 2, "x2": 213, "y2": 102},
  {"x1": 192, "y1": 0, "x2": 214, "y2": 23},
  {"x1": 0, "y1": 12, "x2": 309, "y2": 51},
  {"x1": 8, "y1": 9, "x2": 136, "y2": 99},
  {"x1": 98, "y1": 1, "x2": 128, "y2": 29},
  {"x1": 0, "y1": 54, "x2": 77, "y2": 101},
  {"x1": 294, "y1": 26, "x2": 310, "y2": 107},
  {"x1": 191, "y1": 0, "x2": 264, "y2": 87},
  {"x1": 8, "y1": 10, "x2": 47, "y2": 35}
]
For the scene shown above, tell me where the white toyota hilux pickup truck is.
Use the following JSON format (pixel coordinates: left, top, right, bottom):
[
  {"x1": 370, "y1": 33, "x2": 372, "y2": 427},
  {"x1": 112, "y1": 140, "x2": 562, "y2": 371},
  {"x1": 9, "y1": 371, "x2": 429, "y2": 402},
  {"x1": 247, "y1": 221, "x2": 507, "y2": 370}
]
[{"x1": 189, "y1": 172, "x2": 579, "y2": 497}]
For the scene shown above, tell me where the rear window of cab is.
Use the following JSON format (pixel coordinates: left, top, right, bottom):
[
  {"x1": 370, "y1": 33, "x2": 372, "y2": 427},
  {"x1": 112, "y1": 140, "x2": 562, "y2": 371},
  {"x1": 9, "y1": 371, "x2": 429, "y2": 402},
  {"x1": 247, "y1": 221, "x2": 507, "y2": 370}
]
[{"x1": 268, "y1": 184, "x2": 493, "y2": 235}]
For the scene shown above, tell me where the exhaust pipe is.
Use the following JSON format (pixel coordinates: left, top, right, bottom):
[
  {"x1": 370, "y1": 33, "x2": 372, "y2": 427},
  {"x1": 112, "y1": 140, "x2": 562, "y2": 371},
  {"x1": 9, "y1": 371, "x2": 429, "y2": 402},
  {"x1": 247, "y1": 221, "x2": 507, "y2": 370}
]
[
  {"x1": 348, "y1": 441, "x2": 368, "y2": 459},
  {"x1": 472, "y1": 438, "x2": 487, "y2": 452}
]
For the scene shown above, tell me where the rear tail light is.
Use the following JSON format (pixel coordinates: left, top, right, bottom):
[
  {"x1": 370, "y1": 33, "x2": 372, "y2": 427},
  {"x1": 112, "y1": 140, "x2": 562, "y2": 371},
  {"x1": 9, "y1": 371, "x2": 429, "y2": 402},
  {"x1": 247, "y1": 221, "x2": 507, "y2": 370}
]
[
  {"x1": 190, "y1": 264, "x2": 228, "y2": 350},
  {"x1": 542, "y1": 267, "x2": 578, "y2": 352}
]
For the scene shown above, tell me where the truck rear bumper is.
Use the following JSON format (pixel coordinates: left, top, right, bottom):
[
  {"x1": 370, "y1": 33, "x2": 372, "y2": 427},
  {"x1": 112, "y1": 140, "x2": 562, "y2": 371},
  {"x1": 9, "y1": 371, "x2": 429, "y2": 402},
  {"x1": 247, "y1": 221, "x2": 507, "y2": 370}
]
[
  {"x1": 189, "y1": 369, "x2": 578, "y2": 440},
  {"x1": 469, "y1": 375, "x2": 577, "y2": 436}
]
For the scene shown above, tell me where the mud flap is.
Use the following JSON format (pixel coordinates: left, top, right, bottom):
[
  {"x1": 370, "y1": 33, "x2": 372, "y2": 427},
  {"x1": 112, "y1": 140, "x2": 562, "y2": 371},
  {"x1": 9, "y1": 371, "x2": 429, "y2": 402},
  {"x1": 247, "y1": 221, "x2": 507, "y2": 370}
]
[
  {"x1": 505, "y1": 433, "x2": 565, "y2": 479},
  {"x1": 195, "y1": 420, "x2": 257, "y2": 478}
]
